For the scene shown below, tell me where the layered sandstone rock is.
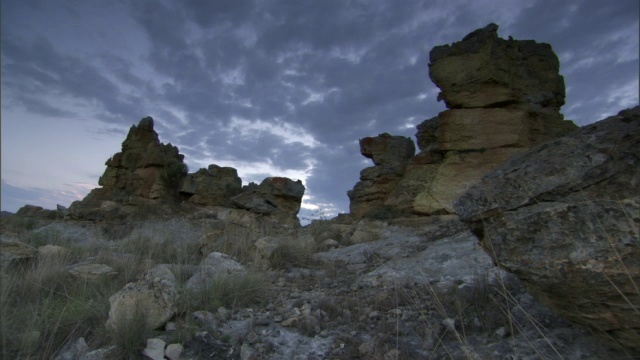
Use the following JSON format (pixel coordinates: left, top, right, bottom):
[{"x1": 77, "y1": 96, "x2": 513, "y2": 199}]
[
  {"x1": 232, "y1": 177, "x2": 305, "y2": 223},
  {"x1": 350, "y1": 23, "x2": 577, "y2": 218},
  {"x1": 455, "y1": 106, "x2": 640, "y2": 353},
  {"x1": 180, "y1": 164, "x2": 242, "y2": 207},
  {"x1": 69, "y1": 117, "x2": 188, "y2": 219},
  {"x1": 348, "y1": 133, "x2": 415, "y2": 217}
]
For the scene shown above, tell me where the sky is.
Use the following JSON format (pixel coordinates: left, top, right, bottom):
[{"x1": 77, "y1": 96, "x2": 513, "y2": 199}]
[{"x1": 1, "y1": 0, "x2": 639, "y2": 220}]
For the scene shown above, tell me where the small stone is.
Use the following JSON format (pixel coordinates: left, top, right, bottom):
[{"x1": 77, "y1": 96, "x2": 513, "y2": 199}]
[
  {"x1": 441, "y1": 318, "x2": 456, "y2": 331},
  {"x1": 255, "y1": 316, "x2": 270, "y2": 326},
  {"x1": 388, "y1": 309, "x2": 402, "y2": 316},
  {"x1": 384, "y1": 349, "x2": 401, "y2": 360},
  {"x1": 165, "y1": 322, "x2": 177, "y2": 332},
  {"x1": 142, "y1": 338, "x2": 165, "y2": 360},
  {"x1": 218, "y1": 306, "x2": 231, "y2": 320},
  {"x1": 246, "y1": 331, "x2": 260, "y2": 344},
  {"x1": 494, "y1": 326, "x2": 510, "y2": 338},
  {"x1": 281, "y1": 317, "x2": 298, "y2": 327},
  {"x1": 240, "y1": 343, "x2": 256, "y2": 360},
  {"x1": 368, "y1": 311, "x2": 381, "y2": 320},
  {"x1": 165, "y1": 343, "x2": 183, "y2": 360}
]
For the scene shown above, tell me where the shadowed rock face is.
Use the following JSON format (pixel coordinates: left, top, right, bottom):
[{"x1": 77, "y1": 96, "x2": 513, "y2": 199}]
[
  {"x1": 69, "y1": 117, "x2": 188, "y2": 220},
  {"x1": 179, "y1": 165, "x2": 242, "y2": 207},
  {"x1": 348, "y1": 134, "x2": 415, "y2": 218},
  {"x1": 232, "y1": 177, "x2": 305, "y2": 222},
  {"x1": 455, "y1": 106, "x2": 640, "y2": 354},
  {"x1": 349, "y1": 23, "x2": 577, "y2": 218}
]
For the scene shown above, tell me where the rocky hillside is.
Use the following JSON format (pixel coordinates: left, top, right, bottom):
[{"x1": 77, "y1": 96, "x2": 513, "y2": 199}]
[{"x1": 1, "y1": 23, "x2": 638, "y2": 360}]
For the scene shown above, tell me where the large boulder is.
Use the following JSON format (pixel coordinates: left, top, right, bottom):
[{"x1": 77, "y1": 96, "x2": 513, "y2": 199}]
[
  {"x1": 69, "y1": 117, "x2": 188, "y2": 220},
  {"x1": 180, "y1": 164, "x2": 242, "y2": 206},
  {"x1": 106, "y1": 265, "x2": 178, "y2": 331},
  {"x1": 455, "y1": 106, "x2": 640, "y2": 353}
]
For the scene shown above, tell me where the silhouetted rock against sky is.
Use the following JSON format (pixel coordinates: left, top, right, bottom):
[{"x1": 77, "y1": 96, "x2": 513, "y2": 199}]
[{"x1": 68, "y1": 117, "x2": 305, "y2": 223}]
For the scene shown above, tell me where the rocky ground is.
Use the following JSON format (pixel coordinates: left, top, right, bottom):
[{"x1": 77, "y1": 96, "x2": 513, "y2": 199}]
[{"x1": 1, "y1": 213, "x2": 632, "y2": 360}]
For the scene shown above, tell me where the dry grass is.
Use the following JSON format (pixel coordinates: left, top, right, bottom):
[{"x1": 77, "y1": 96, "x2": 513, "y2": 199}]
[
  {"x1": 179, "y1": 271, "x2": 268, "y2": 313},
  {"x1": 0, "y1": 217, "x2": 207, "y2": 359}
]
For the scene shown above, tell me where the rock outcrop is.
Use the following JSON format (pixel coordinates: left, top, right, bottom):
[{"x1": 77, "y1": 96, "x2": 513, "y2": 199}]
[
  {"x1": 179, "y1": 164, "x2": 242, "y2": 207},
  {"x1": 455, "y1": 106, "x2": 640, "y2": 353},
  {"x1": 68, "y1": 117, "x2": 305, "y2": 224},
  {"x1": 347, "y1": 133, "x2": 415, "y2": 218},
  {"x1": 349, "y1": 23, "x2": 577, "y2": 218},
  {"x1": 232, "y1": 177, "x2": 305, "y2": 222},
  {"x1": 69, "y1": 117, "x2": 188, "y2": 219}
]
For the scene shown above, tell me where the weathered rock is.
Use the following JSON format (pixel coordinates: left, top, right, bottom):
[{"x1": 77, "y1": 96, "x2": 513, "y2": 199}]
[
  {"x1": 69, "y1": 117, "x2": 188, "y2": 220},
  {"x1": 412, "y1": 148, "x2": 526, "y2": 214},
  {"x1": 360, "y1": 133, "x2": 415, "y2": 167},
  {"x1": 180, "y1": 164, "x2": 242, "y2": 206},
  {"x1": 455, "y1": 106, "x2": 640, "y2": 353},
  {"x1": 67, "y1": 263, "x2": 118, "y2": 281},
  {"x1": 254, "y1": 236, "x2": 287, "y2": 258},
  {"x1": 231, "y1": 177, "x2": 305, "y2": 223},
  {"x1": 142, "y1": 338, "x2": 166, "y2": 360},
  {"x1": 37, "y1": 245, "x2": 69, "y2": 259},
  {"x1": 186, "y1": 252, "x2": 246, "y2": 291},
  {"x1": 357, "y1": 231, "x2": 506, "y2": 289},
  {"x1": 0, "y1": 239, "x2": 37, "y2": 271},
  {"x1": 348, "y1": 24, "x2": 577, "y2": 218},
  {"x1": 54, "y1": 338, "x2": 89, "y2": 360},
  {"x1": 56, "y1": 204, "x2": 69, "y2": 217},
  {"x1": 348, "y1": 134, "x2": 415, "y2": 217},
  {"x1": 16, "y1": 204, "x2": 45, "y2": 217},
  {"x1": 106, "y1": 265, "x2": 178, "y2": 331},
  {"x1": 165, "y1": 343, "x2": 183, "y2": 360},
  {"x1": 429, "y1": 23, "x2": 564, "y2": 110}
]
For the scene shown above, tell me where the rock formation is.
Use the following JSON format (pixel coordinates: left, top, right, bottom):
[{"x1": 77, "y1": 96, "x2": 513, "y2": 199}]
[
  {"x1": 232, "y1": 177, "x2": 305, "y2": 222},
  {"x1": 347, "y1": 133, "x2": 415, "y2": 217},
  {"x1": 349, "y1": 23, "x2": 577, "y2": 218},
  {"x1": 455, "y1": 106, "x2": 640, "y2": 353},
  {"x1": 179, "y1": 164, "x2": 242, "y2": 207},
  {"x1": 69, "y1": 117, "x2": 188, "y2": 219},
  {"x1": 68, "y1": 117, "x2": 305, "y2": 223}
]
